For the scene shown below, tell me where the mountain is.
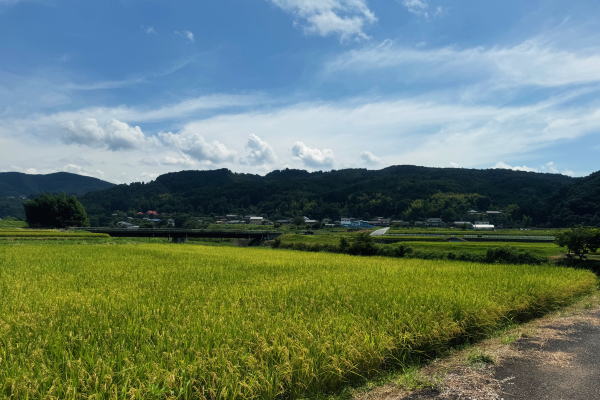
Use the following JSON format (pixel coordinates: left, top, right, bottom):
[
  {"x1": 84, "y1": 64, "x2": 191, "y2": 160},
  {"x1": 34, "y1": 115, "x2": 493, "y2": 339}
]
[
  {"x1": 549, "y1": 171, "x2": 600, "y2": 226},
  {"x1": 0, "y1": 172, "x2": 114, "y2": 218},
  {"x1": 0, "y1": 172, "x2": 114, "y2": 197},
  {"x1": 81, "y1": 166, "x2": 591, "y2": 227}
]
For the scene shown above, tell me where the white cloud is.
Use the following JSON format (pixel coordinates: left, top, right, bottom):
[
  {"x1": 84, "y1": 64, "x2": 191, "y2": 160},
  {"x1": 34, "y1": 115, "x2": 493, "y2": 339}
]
[
  {"x1": 401, "y1": 0, "x2": 442, "y2": 18},
  {"x1": 2, "y1": 90, "x2": 597, "y2": 180},
  {"x1": 493, "y1": 161, "x2": 538, "y2": 173},
  {"x1": 267, "y1": 0, "x2": 376, "y2": 41},
  {"x1": 142, "y1": 26, "x2": 157, "y2": 35},
  {"x1": 360, "y1": 151, "x2": 381, "y2": 165},
  {"x1": 175, "y1": 30, "x2": 195, "y2": 42},
  {"x1": 159, "y1": 131, "x2": 236, "y2": 163},
  {"x1": 244, "y1": 134, "x2": 277, "y2": 165},
  {"x1": 402, "y1": 0, "x2": 426, "y2": 16},
  {"x1": 494, "y1": 161, "x2": 575, "y2": 176},
  {"x1": 62, "y1": 118, "x2": 150, "y2": 151},
  {"x1": 291, "y1": 141, "x2": 334, "y2": 168},
  {"x1": 327, "y1": 38, "x2": 600, "y2": 87}
]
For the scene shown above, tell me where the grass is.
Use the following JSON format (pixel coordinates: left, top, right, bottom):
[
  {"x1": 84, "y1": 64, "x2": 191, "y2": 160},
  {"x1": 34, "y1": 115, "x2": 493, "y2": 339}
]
[
  {"x1": 387, "y1": 228, "x2": 564, "y2": 237},
  {"x1": 0, "y1": 219, "x2": 27, "y2": 228},
  {"x1": 278, "y1": 233, "x2": 564, "y2": 261},
  {"x1": 0, "y1": 228, "x2": 108, "y2": 239},
  {"x1": 401, "y1": 241, "x2": 564, "y2": 258},
  {"x1": 0, "y1": 242, "x2": 596, "y2": 399}
]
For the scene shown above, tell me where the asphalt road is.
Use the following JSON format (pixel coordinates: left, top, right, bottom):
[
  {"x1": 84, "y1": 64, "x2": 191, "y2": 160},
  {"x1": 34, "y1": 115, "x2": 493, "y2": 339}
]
[{"x1": 494, "y1": 309, "x2": 600, "y2": 400}]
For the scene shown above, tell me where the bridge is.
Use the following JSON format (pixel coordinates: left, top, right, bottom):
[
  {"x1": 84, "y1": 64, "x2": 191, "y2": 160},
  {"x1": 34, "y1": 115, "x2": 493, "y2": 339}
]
[{"x1": 75, "y1": 228, "x2": 282, "y2": 244}]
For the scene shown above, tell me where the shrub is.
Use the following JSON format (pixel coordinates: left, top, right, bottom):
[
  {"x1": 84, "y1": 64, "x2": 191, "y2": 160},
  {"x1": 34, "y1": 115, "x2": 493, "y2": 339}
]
[
  {"x1": 347, "y1": 233, "x2": 378, "y2": 256},
  {"x1": 484, "y1": 247, "x2": 544, "y2": 264}
]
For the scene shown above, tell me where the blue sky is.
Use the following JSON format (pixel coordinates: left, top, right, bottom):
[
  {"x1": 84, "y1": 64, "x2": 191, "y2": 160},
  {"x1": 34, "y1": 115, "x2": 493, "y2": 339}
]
[{"x1": 1, "y1": 0, "x2": 599, "y2": 182}]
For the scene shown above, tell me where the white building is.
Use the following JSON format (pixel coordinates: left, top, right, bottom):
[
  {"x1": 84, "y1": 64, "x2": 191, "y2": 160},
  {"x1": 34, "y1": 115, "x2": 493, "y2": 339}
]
[{"x1": 473, "y1": 224, "x2": 495, "y2": 230}]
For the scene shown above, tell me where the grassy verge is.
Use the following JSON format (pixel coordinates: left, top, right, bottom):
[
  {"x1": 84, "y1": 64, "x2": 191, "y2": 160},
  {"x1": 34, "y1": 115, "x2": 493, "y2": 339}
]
[
  {"x1": 0, "y1": 242, "x2": 596, "y2": 399},
  {"x1": 341, "y1": 291, "x2": 600, "y2": 400},
  {"x1": 0, "y1": 228, "x2": 108, "y2": 239}
]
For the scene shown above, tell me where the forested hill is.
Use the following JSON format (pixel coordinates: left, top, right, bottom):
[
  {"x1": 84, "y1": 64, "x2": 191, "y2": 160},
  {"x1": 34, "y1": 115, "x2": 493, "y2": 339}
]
[
  {"x1": 81, "y1": 166, "x2": 595, "y2": 226},
  {"x1": 0, "y1": 172, "x2": 114, "y2": 197},
  {"x1": 548, "y1": 171, "x2": 600, "y2": 226}
]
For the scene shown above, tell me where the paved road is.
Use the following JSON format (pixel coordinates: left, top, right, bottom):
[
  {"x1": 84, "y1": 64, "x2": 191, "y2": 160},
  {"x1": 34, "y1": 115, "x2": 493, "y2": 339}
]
[
  {"x1": 370, "y1": 227, "x2": 390, "y2": 237},
  {"x1": 494, "y1": 309, "x2": 600, "y2": 400}
]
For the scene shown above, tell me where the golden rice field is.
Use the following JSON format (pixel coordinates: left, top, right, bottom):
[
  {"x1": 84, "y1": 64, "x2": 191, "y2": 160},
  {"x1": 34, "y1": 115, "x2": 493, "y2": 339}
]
[{"x1": 0, "y1": 242, "x2": 596, "y2": 399}]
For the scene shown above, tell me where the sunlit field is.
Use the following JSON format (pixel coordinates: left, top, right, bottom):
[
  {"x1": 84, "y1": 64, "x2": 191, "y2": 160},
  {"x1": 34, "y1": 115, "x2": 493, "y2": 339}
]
[{"x1": 0, "y1": 242, "x2": 596, "y2": 399}]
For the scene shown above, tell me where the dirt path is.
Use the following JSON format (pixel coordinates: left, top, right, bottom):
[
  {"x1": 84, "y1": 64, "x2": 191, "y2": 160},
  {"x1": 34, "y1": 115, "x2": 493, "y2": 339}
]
[{"x1": 358, "y1": 298, "x2": 600, "y2": 400}]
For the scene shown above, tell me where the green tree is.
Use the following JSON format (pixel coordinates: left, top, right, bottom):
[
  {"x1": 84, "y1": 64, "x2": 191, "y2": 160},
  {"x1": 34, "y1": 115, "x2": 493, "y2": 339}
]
[
  {"x1": 556, "y1": 227, "x2": 600, "y2": 260},
  {"x1": 24, "y1": 194, "x2": 89, "y2": 228}
]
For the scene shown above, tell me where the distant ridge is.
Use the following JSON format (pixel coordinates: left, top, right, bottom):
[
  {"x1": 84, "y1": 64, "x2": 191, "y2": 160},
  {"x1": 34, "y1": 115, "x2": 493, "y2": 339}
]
[
  {"x1": 80, "y1": 165, "x2": 598, "y2": 227},
  {"x1": 0, "y1": 172, "x2": 114, "y2": 197}
]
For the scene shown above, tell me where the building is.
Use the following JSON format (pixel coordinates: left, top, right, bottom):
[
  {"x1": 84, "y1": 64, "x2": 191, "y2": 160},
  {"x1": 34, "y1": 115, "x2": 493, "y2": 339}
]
[
  {"x1": 248, "y1": 216, "x2": 265, "y2": 225},
  {"x1": 473, "y1": 224, "x2": 495, "y2": 230},
  {"x1": 340, "y1": 218, "x2": 375, "y2": 229},
  {"x1": 391, "y1": 220, "x2": 409, "y2": 227},
  {"x1": 425, "y1": 218, "x2": 445, "y2": 227},
  {"x1": 367, "y1": 217, "x2": 391, "y2": 226},
  {"x1": 453, "y1": 221, "x2": 474, "y2": 229},
  {"x1": 116, "y1": 221, "x2": 139, "y2": 229}
]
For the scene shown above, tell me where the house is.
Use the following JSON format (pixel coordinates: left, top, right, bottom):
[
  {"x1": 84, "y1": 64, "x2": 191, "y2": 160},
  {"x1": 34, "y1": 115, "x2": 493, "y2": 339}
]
[
  {"x1": 453, "y1": 221, "x2": 473, "y2": 229},
  {"x1": 391, "y1": 220, "x2": 409, "y2": 227},
  {"x1": 340, "y1": 218, "x2": 375, "y2": 229},
  {"x1": 368, "y1": 217, "x2": 391, "y2": 226},
  {"x1": 146, "y1": 210, "x2": 159, "y2": 216},
  {"x1": 304, "y1": 216, "x2": 319, "y2": 224},
  {"x1": 248, "y1": 216, "x2": 265, "y2": 225},
  {"x1": 425, "y1": 218, "x2": 445, "y2": 227},
  {"x1": 117, "y1": 221, "x2": 139, "y2": 229}
]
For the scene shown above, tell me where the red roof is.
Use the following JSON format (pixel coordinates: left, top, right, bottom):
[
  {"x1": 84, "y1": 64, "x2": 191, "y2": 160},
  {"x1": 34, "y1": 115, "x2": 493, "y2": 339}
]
[{"x1": 146, "y1": 210, "x2": 159, "y2": 215}]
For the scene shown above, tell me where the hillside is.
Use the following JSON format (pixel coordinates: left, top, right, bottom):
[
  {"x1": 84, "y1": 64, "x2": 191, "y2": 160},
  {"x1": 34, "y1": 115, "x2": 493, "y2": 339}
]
[
  {"x1": 0, "y1": 172, "x2": 114, "y2": 218},
  {"x1": 549, "y1": 171, "x2": 600, "y2": 226},
  {"x1": 81, "y1": 166, "x2": 586, "y2": 226}
]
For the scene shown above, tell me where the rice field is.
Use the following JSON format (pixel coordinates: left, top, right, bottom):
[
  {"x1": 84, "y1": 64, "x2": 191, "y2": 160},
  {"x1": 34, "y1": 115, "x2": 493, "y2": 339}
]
[
  {"x1": 0, "y1": 229, "x2": 108, "y2": 239},
  {"x1": 0, "y1": 242, "x2": 596, "y2": 399}
]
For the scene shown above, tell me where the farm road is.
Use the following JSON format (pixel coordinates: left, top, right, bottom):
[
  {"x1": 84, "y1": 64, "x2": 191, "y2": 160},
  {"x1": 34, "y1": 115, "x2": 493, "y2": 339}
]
[
  {"x1": 360, "y1": 303, "x2": 600, "y2": 400},
  {"x1": 494, "y1": 308, "x2": 600, "y2": 400}
]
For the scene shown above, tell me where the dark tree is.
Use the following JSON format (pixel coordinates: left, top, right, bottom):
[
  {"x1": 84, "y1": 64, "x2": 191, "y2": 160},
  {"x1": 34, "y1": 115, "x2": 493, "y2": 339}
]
[
  {"x1": 555, "y1": 227, "x2": 600, "y2": 260},
  {"x1": 24, "y1": 194, "x2": 89, "y2": 228}
]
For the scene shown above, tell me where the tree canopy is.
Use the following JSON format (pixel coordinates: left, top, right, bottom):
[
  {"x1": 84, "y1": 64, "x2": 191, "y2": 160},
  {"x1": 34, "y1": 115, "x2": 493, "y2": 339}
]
[
  {"x1": 555, "y1": 227, "x2": 600, "y2": 260},
  {"x1": 24, "y1": 194, "x2": 89, "y2": 228},
  {"x1": 81, "y1": 166, "x2": 586, "y2": 226}
]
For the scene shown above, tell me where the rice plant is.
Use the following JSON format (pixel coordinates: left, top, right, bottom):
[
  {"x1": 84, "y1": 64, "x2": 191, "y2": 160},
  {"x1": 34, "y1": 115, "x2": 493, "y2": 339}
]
[{"x1": 0, "y1": 242, "x2": 596, "y2": 399}]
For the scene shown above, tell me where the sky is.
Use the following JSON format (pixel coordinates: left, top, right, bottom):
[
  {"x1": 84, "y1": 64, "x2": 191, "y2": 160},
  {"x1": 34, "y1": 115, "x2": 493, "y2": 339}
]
[{"x1": 1, "y1": 0, "x2": 599, "y2": 183}]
